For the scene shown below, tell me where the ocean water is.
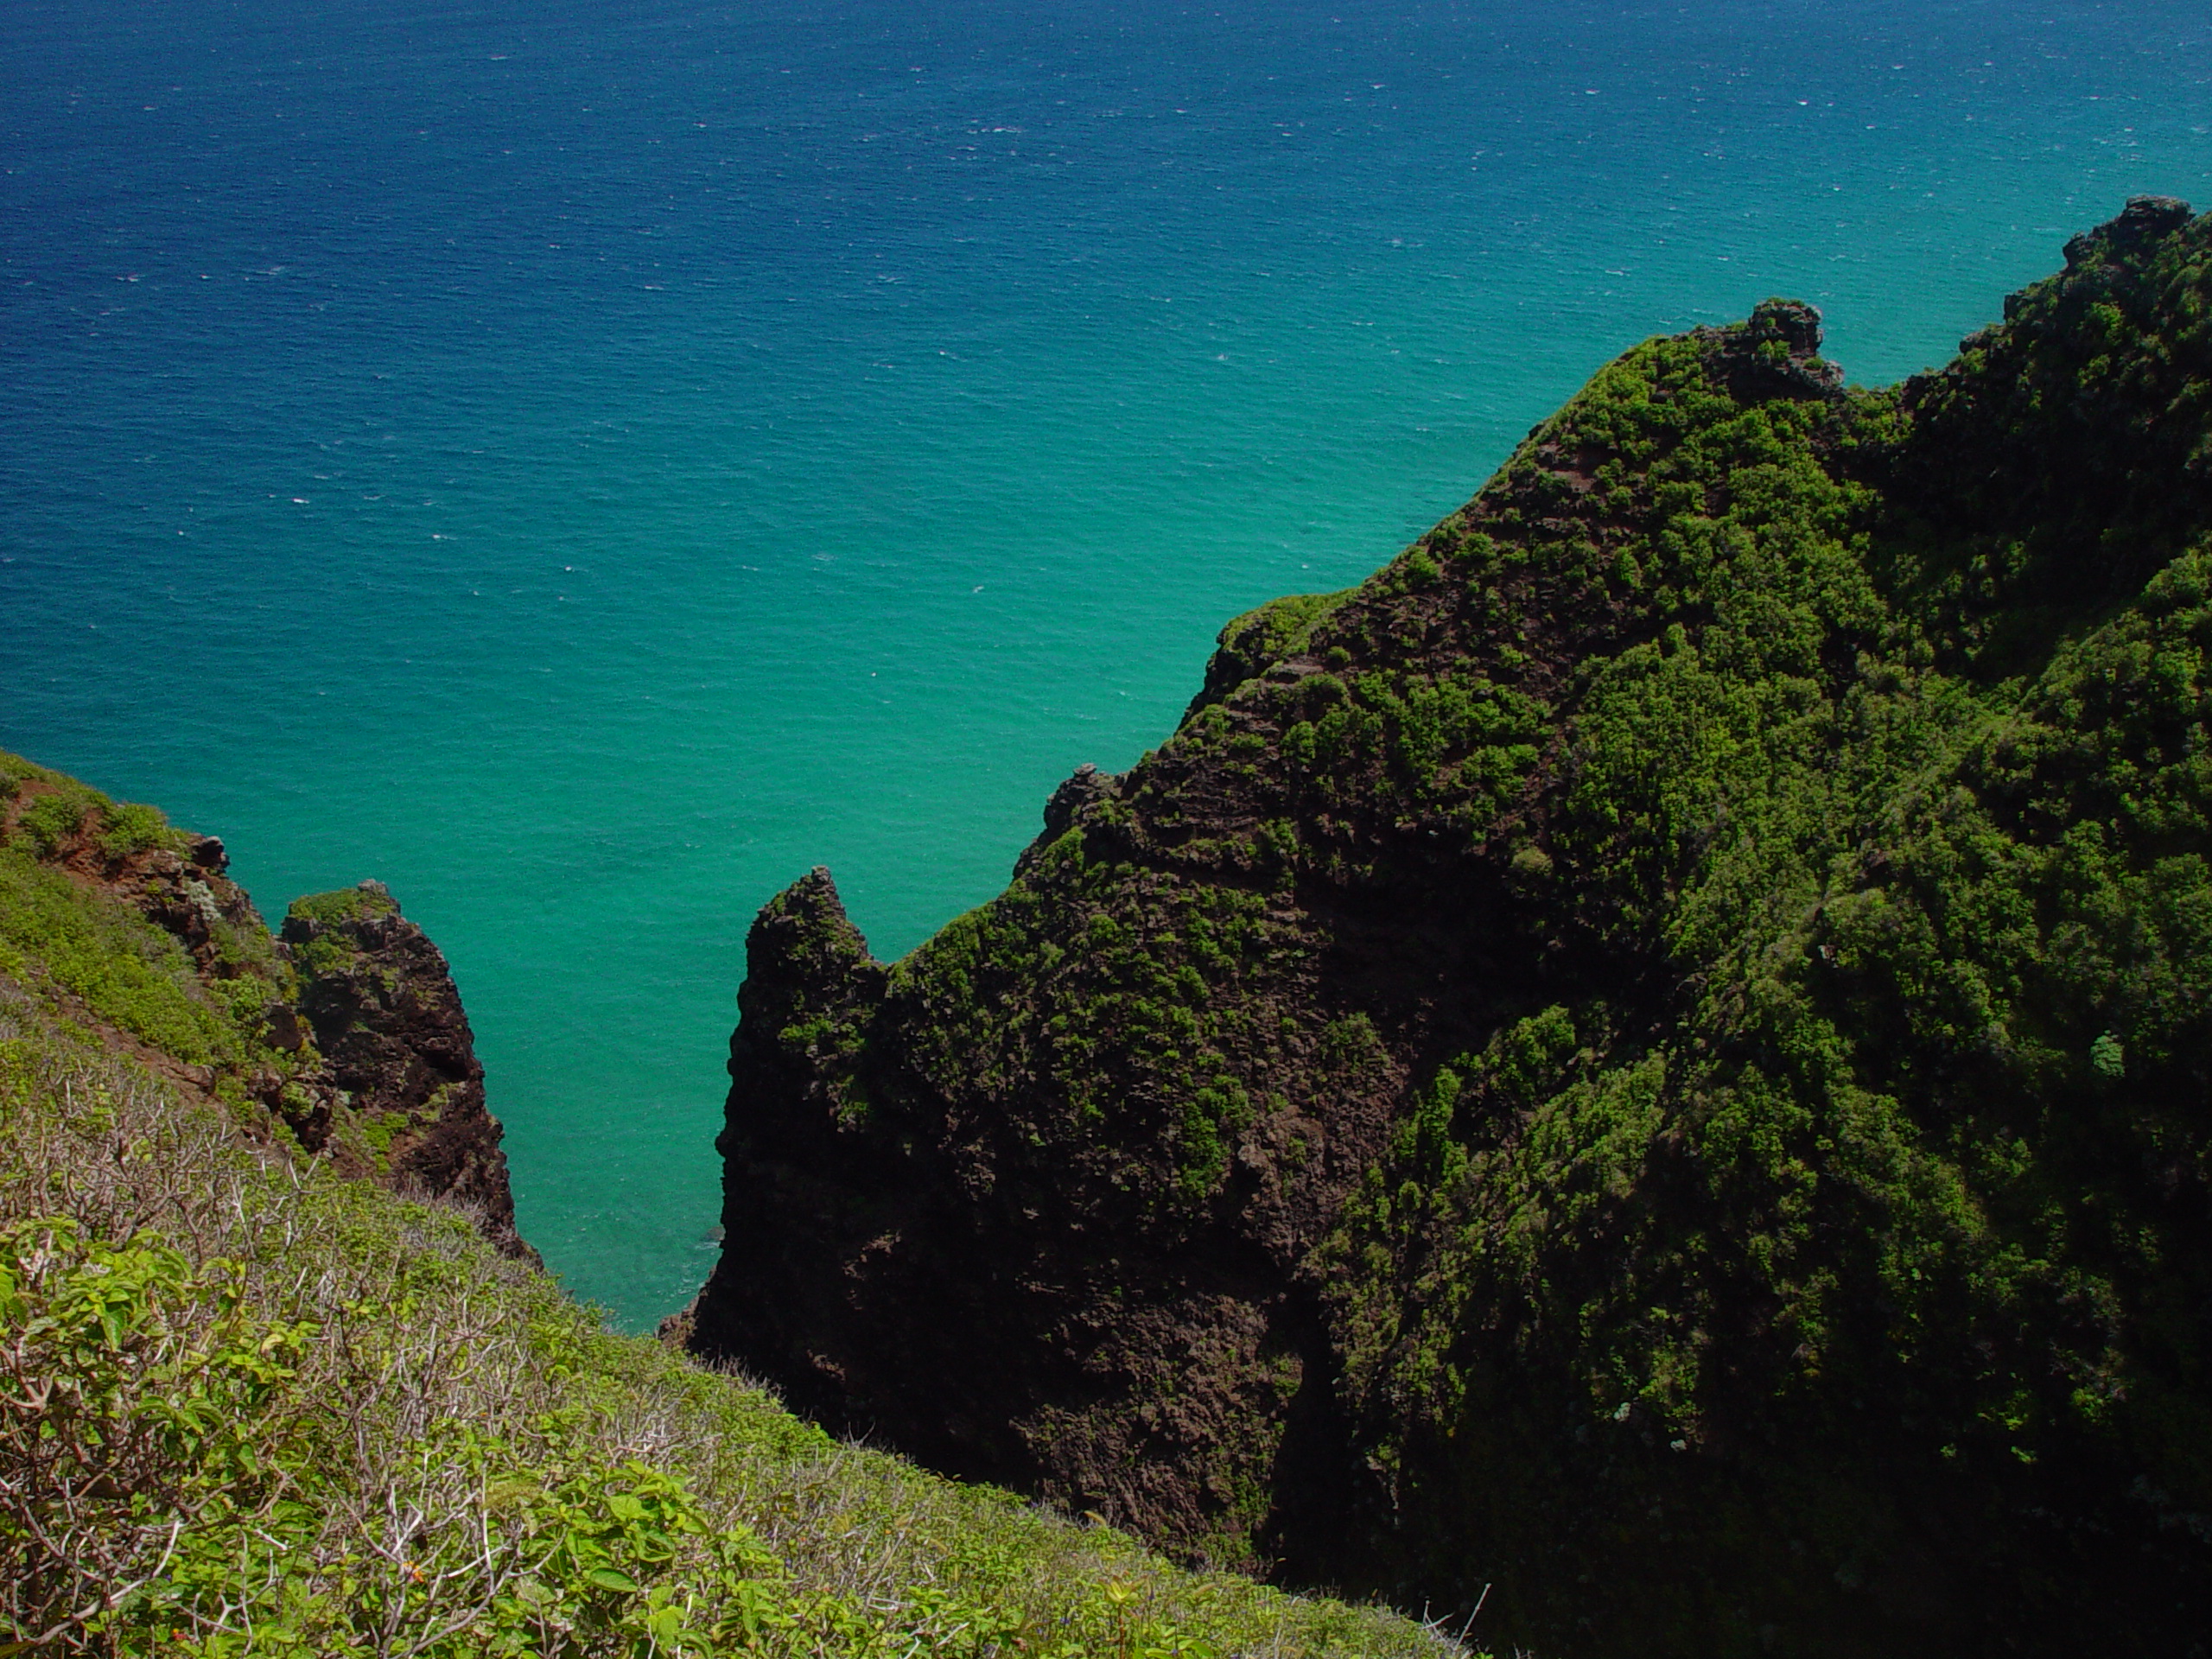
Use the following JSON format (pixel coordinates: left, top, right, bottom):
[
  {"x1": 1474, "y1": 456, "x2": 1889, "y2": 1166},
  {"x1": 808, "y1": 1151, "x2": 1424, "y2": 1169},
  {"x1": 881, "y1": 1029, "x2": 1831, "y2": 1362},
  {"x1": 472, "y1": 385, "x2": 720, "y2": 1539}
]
[{"x1": 3, "y1": 0, "x2": 2206, "y2": 1327}]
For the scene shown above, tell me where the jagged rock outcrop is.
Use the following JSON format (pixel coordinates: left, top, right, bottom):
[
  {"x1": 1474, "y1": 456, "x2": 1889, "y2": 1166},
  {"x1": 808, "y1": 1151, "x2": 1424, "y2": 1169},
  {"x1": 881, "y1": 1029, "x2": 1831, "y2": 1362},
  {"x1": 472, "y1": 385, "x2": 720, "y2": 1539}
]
[
  {"x1": 0, "y1": 764, "x2": 534, "y2": 1262},
  {"x1": 1697, "y1": 296, "x2": 1845, "y2": 401},
  {"x1": 690, "y1": 202, "x2": 2212, "y2": 1656},
  {"x1": 283, "y1": 881, "x2": 536, "y2": 1262}
]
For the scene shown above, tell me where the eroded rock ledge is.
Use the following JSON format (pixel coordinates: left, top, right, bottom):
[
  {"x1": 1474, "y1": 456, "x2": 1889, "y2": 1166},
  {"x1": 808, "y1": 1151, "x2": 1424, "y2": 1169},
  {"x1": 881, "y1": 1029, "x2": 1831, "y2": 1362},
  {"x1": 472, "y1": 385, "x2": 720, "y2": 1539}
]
[{"x1": 283, "y1": 880, "x2": 534, "y2": 1262}]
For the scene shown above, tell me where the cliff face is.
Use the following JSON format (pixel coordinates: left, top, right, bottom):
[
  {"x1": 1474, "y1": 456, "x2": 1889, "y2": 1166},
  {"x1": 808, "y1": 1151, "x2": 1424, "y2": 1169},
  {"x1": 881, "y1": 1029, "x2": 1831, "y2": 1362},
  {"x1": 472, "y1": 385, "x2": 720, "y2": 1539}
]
[
  {"x1": 282, "y1": 882, "x2": 534, "y2": 1261},
  {"x1": 690, "y1": 200, "x2": 2212, "y2": 1656},
  {"x1": 0, "y1": 758, "x2": 532, "y2": 1262}
]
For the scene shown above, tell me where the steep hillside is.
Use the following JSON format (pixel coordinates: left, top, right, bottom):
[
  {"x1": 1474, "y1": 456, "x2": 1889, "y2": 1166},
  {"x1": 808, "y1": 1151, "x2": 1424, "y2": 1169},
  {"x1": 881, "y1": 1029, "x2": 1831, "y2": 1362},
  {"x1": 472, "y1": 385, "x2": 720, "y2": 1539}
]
[
  {"x1": 0, "y1": 750, "x2": 531, "y2": 1260},
  {"x1": 687, "y1": 198, "x2": 2212, "y2": 1656},
  {"x1": 0, "y1": 752, "x2": 1447, "y2": 1657}
]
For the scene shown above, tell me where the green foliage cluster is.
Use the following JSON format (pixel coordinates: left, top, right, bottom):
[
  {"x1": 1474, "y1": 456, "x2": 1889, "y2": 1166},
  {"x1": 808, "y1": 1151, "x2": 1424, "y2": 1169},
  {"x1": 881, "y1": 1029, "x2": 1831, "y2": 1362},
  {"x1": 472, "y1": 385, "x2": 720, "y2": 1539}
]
[
  {"x1": 886, "y1": 836, "x2": 1303, "y2": 1201},
  {"x1": 1185, "y1": 591, "x2": 1356, "y2": 717},
  {"x1": 0, "y1": 849, "x2": 239, "y2": 1069},
  {"x1": 1888, "y1": 195, "x2": 2212, "y2": 664},
  {"x1": 0, "y1": 829, "x2": 1453, "y2": 1658},
  {"x1": 0, "y1": 754, "x2": 189, "y2": 863},
  {"x1": 281, "y1": 887, "x2": 407, "y2": 982},
  {"x1": 1304, "y1": 216, "x2": 2212, "y2": 1652},
  {"x1": 286, "y1": 886, "x2": 401, "y2": 929},
  {"x1": 1273, "y1": 670, "x2": 1548, "y2": 829},
  {"x1": 696, "y1": 207, "x2": 2212, "y2": 1654},
  {"x1": 0, "y1": 754, "x2": 307, "y2": 1116}
]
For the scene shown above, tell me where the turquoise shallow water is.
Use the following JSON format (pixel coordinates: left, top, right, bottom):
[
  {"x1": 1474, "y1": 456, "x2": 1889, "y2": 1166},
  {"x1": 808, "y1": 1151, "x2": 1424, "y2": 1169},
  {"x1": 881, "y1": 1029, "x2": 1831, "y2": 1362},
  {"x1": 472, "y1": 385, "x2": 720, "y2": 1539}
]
[{"x1": 3, "y1": 0, "x2": 2207, "y2": 1326}]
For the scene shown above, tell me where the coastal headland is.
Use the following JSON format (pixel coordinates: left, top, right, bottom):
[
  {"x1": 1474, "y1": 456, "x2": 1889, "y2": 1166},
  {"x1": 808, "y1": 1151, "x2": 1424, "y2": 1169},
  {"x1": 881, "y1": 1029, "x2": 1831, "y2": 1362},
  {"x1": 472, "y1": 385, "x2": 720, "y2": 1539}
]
[{"x1": 687, "y1": 199, "x2": 2212, "y2": 1655}]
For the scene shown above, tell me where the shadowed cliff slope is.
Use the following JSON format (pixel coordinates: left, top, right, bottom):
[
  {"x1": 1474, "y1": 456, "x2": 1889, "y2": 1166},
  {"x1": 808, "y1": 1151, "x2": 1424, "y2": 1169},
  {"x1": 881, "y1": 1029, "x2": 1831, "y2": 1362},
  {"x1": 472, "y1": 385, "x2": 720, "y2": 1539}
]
[{"x1": 690, "y1": 200, "x2": 2212, "y2": 1656}]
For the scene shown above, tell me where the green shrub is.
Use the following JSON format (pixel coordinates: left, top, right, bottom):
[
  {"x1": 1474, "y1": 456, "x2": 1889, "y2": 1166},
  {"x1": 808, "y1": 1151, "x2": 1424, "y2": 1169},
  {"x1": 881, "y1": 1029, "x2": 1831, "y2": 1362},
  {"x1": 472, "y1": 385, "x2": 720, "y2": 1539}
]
[
  {"x1": 0, "y1": 855, "x2": 236, "y2": 1066},
  {"x1": 287, "y1": 886, "x2": 401, "y2": 928},
  {"x1": 15, "y1": 793, "x2": 89, "y2": 859},
  {"x1": 97, "y1": 801, "x2": 181, "y2": 858}
]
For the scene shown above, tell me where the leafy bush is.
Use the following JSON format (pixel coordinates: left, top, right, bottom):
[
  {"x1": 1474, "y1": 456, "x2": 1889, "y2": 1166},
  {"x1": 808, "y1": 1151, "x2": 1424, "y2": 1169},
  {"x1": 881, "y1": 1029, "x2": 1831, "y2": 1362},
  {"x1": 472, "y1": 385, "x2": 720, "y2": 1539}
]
[
  {"x1": 15, "y1": 793, "x2": 91, "y2": 860},
  {"x1": 96, "y1": 802, "x2": 181, "y2": 858},
  {"x1": 0, "y1": 855, "x2": 238, "y2": 1067}
]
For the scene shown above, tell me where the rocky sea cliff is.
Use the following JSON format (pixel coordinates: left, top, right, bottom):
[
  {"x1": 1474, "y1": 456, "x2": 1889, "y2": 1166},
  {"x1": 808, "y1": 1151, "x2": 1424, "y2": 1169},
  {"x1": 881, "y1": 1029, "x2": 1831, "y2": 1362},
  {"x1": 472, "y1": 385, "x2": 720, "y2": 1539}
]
[
  {"x1": 687, "y1": 200, "x2": 2212, "y2": 1656},
  {"x1": 0, "y1": 754, "x2": 532, "y2": 1262},
  {"x1": 2, "y1": 750, "x2": 1432, "y2": 1656}
]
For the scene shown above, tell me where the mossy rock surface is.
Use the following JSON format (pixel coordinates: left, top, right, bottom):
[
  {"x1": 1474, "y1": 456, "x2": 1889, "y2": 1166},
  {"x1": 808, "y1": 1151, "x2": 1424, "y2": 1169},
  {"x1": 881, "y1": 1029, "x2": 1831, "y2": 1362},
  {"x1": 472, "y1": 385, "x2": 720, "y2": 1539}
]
[{"x1": 690, "y1": 203, "x2": 2212, "y2": 1656}]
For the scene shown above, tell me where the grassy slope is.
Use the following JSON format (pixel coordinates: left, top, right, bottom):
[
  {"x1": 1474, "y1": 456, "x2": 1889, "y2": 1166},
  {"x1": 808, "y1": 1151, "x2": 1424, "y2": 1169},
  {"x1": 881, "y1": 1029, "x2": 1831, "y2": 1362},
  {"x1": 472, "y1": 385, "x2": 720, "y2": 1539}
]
[{"x1": 0, "y1": 758, "x2": 1452, "y2": 1658}]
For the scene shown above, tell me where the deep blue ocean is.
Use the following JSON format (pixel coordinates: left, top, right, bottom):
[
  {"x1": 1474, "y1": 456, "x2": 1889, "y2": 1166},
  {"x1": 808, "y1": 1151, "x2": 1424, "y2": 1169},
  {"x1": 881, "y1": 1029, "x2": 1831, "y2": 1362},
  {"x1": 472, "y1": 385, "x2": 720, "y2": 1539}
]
[{"x1": 3, "y1": 0, "x2": 2206, "y2": 1327}]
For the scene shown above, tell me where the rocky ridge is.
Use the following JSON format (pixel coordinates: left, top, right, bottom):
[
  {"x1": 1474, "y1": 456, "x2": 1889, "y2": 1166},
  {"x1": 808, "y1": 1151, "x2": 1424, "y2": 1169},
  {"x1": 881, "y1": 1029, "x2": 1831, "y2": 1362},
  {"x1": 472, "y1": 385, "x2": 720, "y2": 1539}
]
[
  {"x1": 280, "y1": 880, "x2": 533, "y2": 1261},
  {"x1": 688, "y1": 201, "x2": 2212, "y2": 1656}
]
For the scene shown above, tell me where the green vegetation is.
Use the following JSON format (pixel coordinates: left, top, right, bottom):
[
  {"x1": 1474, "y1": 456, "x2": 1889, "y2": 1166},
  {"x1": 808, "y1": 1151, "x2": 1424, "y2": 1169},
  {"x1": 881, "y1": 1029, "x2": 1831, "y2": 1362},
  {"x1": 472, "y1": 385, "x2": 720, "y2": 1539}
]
[
  {"x1": 0, "y1": 766, "x2": 1454, "y2": 1657},
  {"x1": 0, "y1": 753, "x2": 191, "y2": 864},
  {"x1": 286, "y1": 885, "x2": 402, "y2": 928},
  {"x1": 887, "y1": 837, "x2": 1307, "y2": 1204},
  {"x1": 17, "y1": 203, "x2": 2210, "y2": 1657},
  {"x1": 0, "y1": 754, "x2": 304, "y2": 1096},
  {"x1": 0, "y1": 853, "x2": 238, "y2": 1067},
  {"x1": 1185, "y1": 590, "x2": 1357, "y2": 715},
  {"x1": 694, "y1": 207, "x2": 2212, "y2": 1656},
  {"x1": 1305, "y1": 224, "x2": 2212, "y2": 1649}
]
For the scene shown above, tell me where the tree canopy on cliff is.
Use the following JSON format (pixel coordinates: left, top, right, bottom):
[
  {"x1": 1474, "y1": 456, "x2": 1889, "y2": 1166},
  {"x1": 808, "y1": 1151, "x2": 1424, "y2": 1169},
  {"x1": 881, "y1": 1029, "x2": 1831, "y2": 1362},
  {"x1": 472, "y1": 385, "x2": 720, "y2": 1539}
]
[{"x1": 690, "y1": 199, "x2": 2212, "y2": 1656}]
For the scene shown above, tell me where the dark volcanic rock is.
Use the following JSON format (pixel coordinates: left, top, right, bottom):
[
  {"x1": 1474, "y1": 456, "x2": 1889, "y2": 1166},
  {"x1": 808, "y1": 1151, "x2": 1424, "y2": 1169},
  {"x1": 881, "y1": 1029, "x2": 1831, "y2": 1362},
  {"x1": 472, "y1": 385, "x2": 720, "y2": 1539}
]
[
  {"x1": 1697, "y1": 296, "x2": 1846, "y2": 402},
  {"x1": 283, "y1": 882, "x2": 537, "y2": 1263},
  {"x1": 689, "y1": 215, "x2": 2212, "y2": 1657},
  {"x1": 2063, "y1": 193, "x2": 2194, "y2": 270},
  {"x1": 1014, "y1": 763, "x2": 1123, "y2": 879},
  {"x1": 690, "y1": 861, "x2": 1334, "y2": 1552}
]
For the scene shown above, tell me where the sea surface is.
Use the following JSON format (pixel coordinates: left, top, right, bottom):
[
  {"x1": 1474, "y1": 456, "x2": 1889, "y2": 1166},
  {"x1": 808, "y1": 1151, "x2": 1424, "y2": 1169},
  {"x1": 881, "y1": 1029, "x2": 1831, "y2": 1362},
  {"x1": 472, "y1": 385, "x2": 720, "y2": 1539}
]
[{"x1": 3, "y1": 0, "x2": 2206, "y2": 1327}]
